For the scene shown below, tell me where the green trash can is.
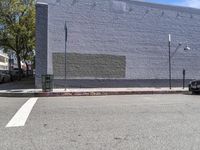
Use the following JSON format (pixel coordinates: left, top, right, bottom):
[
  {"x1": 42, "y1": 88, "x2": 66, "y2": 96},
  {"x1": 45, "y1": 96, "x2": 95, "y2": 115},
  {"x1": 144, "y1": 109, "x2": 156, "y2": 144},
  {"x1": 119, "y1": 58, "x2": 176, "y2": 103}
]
[{"x1": 42, "y1": 74, "x2": 54, "y2": 92}]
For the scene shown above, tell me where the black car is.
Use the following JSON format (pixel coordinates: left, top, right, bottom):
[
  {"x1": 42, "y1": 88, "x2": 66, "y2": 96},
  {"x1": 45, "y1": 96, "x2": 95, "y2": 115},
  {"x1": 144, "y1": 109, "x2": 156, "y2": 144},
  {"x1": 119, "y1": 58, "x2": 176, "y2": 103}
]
[{"x1": 189, "y1": 80, "x2": 200, "y2": 94}]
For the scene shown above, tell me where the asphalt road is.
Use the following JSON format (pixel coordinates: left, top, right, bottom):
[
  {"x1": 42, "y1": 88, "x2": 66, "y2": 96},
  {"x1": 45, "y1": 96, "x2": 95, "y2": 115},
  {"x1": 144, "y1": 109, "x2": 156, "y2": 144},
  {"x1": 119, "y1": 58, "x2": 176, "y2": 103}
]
[{"x1": 1, "y1": 94, "x2": 200, "y2": 150}]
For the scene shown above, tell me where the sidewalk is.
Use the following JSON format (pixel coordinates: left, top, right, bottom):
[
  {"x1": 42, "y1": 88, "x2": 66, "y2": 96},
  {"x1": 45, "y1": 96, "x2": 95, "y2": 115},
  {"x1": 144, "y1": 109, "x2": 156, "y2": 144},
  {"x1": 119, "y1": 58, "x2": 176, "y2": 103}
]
[
  {"x1": 0, "y1": 77, "x2": 190, "y2": 97},
  {"x1": 0, "y1": 87, "x2": 190, "y2": 97},
  {"x1": 0, "y1": 77, "x2": 35, "y2": 90}
]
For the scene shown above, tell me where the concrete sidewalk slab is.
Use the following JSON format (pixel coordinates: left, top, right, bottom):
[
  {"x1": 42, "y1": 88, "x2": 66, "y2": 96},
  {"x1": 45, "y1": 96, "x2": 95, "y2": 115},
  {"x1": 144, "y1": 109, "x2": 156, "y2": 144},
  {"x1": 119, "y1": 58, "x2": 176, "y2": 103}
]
[{"x1": 0, "y1": 87, "x2": 190, "y2": 97}]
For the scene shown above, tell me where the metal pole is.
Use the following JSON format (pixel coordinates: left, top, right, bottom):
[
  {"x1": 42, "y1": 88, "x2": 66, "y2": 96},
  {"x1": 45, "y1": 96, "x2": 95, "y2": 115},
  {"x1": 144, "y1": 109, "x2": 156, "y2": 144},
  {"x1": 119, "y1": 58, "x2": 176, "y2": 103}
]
[
  {"x1": 64, "y1": 21, "x2": 68, "y2": 91},
  {"x1": 183, "y1": 69, "x2": 185, "y2": 89},
  {"x1": 168, "y1": 34, "x2": 172, "y2": 89}
]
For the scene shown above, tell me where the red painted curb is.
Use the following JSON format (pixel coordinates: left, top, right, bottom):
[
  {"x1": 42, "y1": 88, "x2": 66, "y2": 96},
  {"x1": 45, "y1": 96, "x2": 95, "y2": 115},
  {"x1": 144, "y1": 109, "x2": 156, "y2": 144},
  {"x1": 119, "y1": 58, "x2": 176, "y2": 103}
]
[{"x1": 0, "y1": 90, "x2": 190, "y2": 97}]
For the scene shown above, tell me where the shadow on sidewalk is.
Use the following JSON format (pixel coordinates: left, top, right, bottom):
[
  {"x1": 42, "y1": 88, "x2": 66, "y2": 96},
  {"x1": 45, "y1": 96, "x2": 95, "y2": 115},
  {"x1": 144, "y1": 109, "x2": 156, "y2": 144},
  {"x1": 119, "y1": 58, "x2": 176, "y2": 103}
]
[{"x1": 0, "y1": 77, "x2": 35, "y2": 91}]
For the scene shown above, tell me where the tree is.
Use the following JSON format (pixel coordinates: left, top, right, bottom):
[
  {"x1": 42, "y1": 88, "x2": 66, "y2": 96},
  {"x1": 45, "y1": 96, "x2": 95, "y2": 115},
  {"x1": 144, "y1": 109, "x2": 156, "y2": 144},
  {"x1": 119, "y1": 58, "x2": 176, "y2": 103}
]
[
  {"x1": 21, "y1": 49, "x2": 35, "y2": 76},
  {"x1": 20, "y1": 2, "x2": 35, "y2": 76},
  {"x1": 0, "y1": 0, "x2": 35, "y2": 79}
]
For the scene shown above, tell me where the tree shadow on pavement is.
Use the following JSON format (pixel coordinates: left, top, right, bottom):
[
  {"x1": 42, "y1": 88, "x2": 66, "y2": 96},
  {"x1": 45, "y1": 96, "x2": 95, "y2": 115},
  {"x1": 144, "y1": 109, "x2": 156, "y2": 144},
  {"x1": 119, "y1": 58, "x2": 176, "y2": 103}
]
[{"x1": 0, "y1": 77, "x2": 35, "y2": 90}]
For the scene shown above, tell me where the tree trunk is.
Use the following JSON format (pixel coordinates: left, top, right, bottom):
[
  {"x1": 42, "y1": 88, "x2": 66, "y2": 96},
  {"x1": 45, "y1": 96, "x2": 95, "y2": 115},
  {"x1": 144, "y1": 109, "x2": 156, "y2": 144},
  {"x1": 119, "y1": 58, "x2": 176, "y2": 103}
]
[
  {"x1": 25, "y1": 61, "x2": 29, "y2": 77},
  {"x1": 16, "y1": 54, "x2": 22, "y2": 80}
]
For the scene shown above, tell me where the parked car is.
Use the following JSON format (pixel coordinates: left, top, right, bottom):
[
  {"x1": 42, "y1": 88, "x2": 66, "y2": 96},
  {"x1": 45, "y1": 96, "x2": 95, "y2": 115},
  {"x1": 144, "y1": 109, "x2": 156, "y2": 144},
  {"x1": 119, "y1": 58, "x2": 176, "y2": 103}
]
[
  {"x1": 11, "y1": 68, "x2": 26, "y2": 79},
  {"x1": 0, "y1": 70, "x2": 11, "y2": 83},
  {"x1": 189, "y1": 80, "x2": 200, "y2": 94}
]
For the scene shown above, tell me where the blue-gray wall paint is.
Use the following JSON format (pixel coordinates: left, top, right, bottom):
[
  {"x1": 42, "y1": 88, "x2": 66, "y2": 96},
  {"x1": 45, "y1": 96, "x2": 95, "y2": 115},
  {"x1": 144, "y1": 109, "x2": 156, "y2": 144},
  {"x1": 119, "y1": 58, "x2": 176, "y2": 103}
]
[
  {"x1": 36, "y1": 0, "x2": 200, "y2": 88},
  {"x1": 35, "y1": 3, "x2": 48, "y2": 87}
]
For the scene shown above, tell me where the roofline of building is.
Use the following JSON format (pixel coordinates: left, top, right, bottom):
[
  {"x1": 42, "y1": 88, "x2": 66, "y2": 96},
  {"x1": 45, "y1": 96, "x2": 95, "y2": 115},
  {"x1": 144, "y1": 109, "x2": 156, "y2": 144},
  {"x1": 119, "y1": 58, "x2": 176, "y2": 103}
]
[
  {"x1": 35, "y1": 0, "x2": 200, "y2": 15},
  {"x1": 127, "y1": 0, "x2": 200, "y2": 15},
  {"x1": 36, "y1": 2, "x2": 48, "y2": 5}
]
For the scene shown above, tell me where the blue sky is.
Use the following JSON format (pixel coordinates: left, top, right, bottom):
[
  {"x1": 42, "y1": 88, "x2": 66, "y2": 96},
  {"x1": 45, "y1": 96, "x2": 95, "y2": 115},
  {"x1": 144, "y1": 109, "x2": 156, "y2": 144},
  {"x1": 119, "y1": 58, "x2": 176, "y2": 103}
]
[{"x1": 146, "y1": 0, "x2": 200, "y2": 8}]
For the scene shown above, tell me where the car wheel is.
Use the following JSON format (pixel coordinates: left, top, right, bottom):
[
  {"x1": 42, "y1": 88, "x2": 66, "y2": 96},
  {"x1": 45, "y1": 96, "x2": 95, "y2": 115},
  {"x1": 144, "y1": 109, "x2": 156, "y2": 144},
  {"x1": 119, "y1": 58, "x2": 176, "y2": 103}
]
[
  {"x1": 192, "y1": 91, "x2": 199, "y2": 95},
  {"x1": 2, "y1": 78, "x2": 5, "y2": 83}
]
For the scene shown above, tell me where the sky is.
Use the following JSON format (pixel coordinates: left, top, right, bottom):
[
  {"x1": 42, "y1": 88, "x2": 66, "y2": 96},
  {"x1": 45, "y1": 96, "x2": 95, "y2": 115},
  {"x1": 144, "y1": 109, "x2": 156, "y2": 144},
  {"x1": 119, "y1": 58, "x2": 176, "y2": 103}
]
[{"x1": 146, "y1": 0, "x2": 200, "y2": 8}]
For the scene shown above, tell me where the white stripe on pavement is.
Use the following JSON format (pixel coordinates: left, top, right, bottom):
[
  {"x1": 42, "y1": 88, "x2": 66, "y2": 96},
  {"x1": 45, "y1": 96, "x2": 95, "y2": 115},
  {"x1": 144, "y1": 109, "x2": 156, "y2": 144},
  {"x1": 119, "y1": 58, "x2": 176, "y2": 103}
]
[{"x1": 6, "y1": 98, "x2": 38, "y2": 128}]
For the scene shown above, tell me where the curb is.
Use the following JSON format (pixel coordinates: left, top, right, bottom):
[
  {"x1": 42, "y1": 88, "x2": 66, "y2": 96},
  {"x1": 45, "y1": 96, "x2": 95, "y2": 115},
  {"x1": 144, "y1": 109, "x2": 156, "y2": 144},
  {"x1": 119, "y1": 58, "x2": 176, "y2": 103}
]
[{"x1": 0, "y1": 90, "x2": 190, "y2": 97}]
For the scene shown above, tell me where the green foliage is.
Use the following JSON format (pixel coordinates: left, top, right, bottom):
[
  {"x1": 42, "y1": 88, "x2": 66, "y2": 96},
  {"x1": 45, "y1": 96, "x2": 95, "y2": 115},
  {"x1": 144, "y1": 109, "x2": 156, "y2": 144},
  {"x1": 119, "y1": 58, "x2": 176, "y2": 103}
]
[{"x1": 0, "y1": 0, "x2": 35, "y2": 71}]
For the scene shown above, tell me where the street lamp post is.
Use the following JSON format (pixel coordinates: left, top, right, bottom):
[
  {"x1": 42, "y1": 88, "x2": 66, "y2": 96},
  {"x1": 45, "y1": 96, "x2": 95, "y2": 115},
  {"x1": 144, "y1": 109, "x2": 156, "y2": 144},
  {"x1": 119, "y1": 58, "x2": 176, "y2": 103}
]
[
  {"x1": 168, "y1": 34, "x2": 172, "y2": 89},
  {"x1": 168, "y1": 34, "x2": 191, "y2": 89}
]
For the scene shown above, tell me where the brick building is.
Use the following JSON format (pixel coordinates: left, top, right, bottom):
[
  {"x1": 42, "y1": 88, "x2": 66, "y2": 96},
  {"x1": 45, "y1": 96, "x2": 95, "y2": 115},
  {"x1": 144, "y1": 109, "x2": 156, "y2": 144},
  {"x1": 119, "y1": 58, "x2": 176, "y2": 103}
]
[{"x1": 36, "y1": 0, "x2": 200, "y2": 88}]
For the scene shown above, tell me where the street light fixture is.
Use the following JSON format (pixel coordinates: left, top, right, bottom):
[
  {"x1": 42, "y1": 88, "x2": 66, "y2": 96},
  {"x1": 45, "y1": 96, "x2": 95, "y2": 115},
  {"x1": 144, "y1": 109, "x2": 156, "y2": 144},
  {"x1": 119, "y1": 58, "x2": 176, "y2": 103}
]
[
  {"x1": 168, "y1": 34, "x2": 191, "y2": 89},
  {"x1": 184, "y1": 45, "x2": 191, "y2": 51}
]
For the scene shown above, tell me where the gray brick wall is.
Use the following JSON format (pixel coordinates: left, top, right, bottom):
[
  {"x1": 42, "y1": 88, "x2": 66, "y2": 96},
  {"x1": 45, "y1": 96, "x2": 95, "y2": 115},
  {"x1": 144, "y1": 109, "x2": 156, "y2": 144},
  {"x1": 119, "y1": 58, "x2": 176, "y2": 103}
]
[
  {"x1": 35, "y1": 2, "x2": 48, "y2": 87},
  {"x1": 36, "y1": 0, "x2": 200, "y2": 88}
]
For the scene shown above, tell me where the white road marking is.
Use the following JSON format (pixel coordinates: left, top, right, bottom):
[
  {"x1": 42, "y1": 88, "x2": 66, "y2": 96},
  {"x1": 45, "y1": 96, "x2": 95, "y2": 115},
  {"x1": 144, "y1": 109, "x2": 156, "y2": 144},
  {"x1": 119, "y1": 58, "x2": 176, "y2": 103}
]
[{"x1": 6, "y1": 98, "x2": 38, "y2": 128}]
